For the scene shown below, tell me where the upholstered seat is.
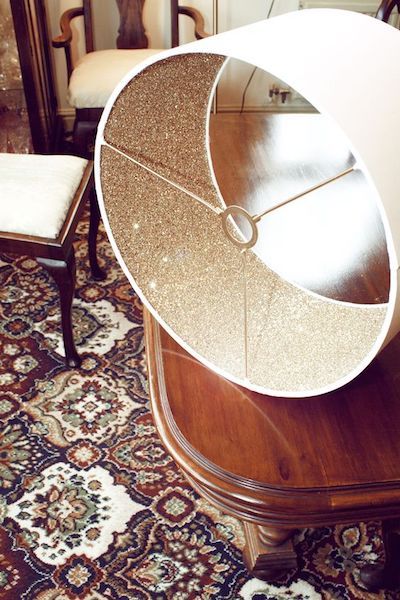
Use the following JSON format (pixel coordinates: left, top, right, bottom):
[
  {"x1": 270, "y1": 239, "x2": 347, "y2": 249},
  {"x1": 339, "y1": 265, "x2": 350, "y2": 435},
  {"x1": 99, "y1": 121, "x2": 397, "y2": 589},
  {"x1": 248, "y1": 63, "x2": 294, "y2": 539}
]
[
  {"x1": 68, "y1": 48, "x2": 161, "y2": 109},
  {"x1": 0, "y1": 153, "x2": 88, "y2": 237},
  {"x1": 0, "y1": 153, "x2": 105, "y2": 367}
]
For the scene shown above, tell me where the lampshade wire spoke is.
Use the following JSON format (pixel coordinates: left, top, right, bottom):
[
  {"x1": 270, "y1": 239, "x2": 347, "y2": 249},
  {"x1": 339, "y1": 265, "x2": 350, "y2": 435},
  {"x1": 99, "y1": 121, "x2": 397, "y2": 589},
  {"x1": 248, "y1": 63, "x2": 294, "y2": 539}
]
[
  {"x1": 253, "y1": 164, "x2": 356, "y2": 223},
  {"x1": 241, "y1": 249, "x2": 250, "y2": 381},
  {"x1": 102, "y1": 141, "x2": 223, "y2": 216},
  {"x1": 103, "y1": 142, "x2": 356, "y2": 262}
]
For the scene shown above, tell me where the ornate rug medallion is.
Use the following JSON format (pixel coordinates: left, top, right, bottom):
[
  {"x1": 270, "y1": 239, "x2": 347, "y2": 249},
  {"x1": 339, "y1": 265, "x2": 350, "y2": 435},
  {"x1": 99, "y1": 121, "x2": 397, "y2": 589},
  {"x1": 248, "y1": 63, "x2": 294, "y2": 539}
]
[{"x1": 7, "y1": 462, "x2": 143, "y2": 566}]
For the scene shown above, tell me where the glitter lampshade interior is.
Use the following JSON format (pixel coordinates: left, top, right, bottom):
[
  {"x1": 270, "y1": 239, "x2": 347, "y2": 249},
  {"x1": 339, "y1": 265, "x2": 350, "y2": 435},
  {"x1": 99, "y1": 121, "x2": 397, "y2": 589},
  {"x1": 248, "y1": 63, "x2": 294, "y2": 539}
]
[{"x1": 98, "y1": 52, "x2": 389, "y2": 397}]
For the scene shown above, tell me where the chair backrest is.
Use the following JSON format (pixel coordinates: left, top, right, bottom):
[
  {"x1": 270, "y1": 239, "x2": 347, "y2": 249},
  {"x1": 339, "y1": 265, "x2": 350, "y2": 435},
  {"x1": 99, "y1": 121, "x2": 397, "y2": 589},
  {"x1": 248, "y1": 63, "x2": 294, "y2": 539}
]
[{"x1": 81, "y1": 0, "x2": 181, "y2": 53}]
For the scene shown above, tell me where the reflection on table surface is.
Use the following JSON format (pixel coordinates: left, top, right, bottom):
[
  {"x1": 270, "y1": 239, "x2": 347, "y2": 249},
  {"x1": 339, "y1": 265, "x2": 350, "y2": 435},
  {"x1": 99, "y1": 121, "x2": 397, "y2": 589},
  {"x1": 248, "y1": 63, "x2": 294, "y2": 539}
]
[{"x1": 209, "y1": 113, "x2": 389, "y2": 304}]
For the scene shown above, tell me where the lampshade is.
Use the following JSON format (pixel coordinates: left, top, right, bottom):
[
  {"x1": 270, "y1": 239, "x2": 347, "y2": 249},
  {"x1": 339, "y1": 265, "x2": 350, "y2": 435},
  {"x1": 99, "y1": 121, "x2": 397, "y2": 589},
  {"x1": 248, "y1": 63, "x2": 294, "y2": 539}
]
[{"x1": 95, "y1": 9, "x2": 400, "y2": 398}]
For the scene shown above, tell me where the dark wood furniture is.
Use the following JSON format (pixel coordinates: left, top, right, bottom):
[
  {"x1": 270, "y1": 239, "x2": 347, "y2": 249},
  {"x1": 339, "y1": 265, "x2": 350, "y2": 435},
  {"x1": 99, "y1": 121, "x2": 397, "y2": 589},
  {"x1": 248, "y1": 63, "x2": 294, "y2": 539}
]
[
  {"x1": 52, "y1": 0, "x2": 208, "y2": 157},
  {"x1": 0, "y1": 161, "x2": 105, "y2": 367},
  {"x1": 376, "y1": 0, "x2": 400, "y2": 23},
  {"x1": 143, "y1": 113, "x2": 400, "y2": 591},
  {"x1": 145, "y1": 310, "x2": 400, "y2": 589},
  {"x1": 6, "y1": 0, "x2": 62, "y2": 153}
]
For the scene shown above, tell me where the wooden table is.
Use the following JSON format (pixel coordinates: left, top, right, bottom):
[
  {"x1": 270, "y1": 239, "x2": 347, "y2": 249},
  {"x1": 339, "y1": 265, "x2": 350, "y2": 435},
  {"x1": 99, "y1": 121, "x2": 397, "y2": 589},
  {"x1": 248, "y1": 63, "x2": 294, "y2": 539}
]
[{"x1": 143, "y1": 114, "x2": 400, "y2": 590}]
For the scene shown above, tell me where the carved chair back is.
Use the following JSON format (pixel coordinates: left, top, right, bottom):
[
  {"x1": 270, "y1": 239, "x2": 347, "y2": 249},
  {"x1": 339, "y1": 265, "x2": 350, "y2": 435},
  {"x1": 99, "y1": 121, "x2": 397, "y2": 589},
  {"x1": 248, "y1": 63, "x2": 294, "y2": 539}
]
[{"x1": 80, "y1": 0, "x2": 180, "y2": 53}]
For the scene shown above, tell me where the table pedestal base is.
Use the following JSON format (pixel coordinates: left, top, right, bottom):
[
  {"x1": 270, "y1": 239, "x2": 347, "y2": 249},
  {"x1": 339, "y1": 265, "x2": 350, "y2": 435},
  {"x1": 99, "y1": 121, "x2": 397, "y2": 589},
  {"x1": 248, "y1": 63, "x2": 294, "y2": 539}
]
[
  {"x1": 243, "y1": 523, "x2": 297, "y2": 580},
  {"x1": 242, "y1": 519, "x2": 400, "y2": 590}
]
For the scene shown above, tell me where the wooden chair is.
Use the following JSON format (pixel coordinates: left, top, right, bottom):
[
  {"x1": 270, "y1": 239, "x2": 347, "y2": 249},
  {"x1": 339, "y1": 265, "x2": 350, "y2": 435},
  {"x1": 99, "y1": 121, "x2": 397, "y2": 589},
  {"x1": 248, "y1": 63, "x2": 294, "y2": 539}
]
[
  {"x1": 52, "y1": 0, "x2": 209, "y2": 158},
  {"x1": 0, "y1": 153, "x2": 105, "y2": 367},
  {"x1": 376, "y1": 0, "x2": 400, "y2": 23}
]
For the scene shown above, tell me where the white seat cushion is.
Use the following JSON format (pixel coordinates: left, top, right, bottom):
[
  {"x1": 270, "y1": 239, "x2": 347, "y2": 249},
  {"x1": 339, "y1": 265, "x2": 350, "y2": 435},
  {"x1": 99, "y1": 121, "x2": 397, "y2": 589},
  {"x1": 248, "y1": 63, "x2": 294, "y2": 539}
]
[
  {"x1": 68, "y1": 48, "x2": 162, "y2": 109},
  {"x1": 0, "y1": 153, "x2": 88, "y2": 239}
]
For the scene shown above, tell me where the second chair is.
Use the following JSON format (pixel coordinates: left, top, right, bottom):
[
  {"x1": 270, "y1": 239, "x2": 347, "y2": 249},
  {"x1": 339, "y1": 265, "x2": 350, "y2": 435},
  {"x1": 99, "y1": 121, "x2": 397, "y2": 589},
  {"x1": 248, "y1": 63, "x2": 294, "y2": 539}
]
[
  {"x1": 53, "y1": 0, "x2": 209, "y2": 157},
  {"x1": 0, "y1": 153, "x2": 105, "y2": 367}
]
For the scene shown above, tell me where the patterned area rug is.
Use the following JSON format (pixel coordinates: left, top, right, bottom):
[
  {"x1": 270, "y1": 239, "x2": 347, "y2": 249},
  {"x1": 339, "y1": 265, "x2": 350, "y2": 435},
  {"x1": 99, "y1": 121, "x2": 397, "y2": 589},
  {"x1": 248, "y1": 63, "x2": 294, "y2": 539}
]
[{"x1": 0, "y1": 208, "x2": 399, "y2": 600}]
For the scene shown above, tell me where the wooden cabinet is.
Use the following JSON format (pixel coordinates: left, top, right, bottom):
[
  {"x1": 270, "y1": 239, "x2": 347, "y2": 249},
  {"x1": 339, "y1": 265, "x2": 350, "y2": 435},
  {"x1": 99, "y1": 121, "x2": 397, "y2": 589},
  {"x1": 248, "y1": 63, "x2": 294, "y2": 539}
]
[{"x1": 0, "y1": 0, "x2": 61, "y2": 153}]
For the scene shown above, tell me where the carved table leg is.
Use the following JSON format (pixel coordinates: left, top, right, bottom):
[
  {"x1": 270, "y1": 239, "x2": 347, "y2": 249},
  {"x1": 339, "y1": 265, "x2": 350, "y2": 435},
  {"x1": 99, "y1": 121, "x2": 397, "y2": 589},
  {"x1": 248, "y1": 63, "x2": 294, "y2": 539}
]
[
  {"x1": 243, "y1": 523, "x2": 297, "y2": 580},
  {"x1": 360, "y1": 519, "x2": 400, "y2": 591}
]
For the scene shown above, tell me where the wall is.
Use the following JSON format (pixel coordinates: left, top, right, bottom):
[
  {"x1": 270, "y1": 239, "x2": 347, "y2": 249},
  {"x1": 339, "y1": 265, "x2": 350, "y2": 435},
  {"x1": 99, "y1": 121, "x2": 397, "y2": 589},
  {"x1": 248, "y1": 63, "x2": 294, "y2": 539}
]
[{"x1": 215, "y1": 0, "x2": 303, "y2": 111}]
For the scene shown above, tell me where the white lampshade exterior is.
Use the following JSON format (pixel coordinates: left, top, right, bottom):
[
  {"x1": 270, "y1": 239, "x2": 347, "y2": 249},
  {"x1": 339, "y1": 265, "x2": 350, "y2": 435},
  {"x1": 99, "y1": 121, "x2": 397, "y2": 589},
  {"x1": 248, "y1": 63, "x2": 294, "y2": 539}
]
[{"x1": 95, "y1": 9, "x2": 400, "y2": 397}]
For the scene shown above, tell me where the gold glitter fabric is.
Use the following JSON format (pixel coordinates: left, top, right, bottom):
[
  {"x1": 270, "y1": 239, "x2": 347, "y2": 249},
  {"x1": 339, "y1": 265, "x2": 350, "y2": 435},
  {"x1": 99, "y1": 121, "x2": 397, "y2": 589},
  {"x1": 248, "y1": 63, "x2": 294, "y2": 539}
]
[
  {"x1": 99, "y1": 52, "x2": 388, "y2": 396},
  {"x1": 101, "y1": 145, "x2": 245, "y2": 379},
  {"x1": 103, "y1": 53, "x2": 226, "y2": 211},
  {"x1": 245, "y1": 255, "x2": 386, "y2": 393}
]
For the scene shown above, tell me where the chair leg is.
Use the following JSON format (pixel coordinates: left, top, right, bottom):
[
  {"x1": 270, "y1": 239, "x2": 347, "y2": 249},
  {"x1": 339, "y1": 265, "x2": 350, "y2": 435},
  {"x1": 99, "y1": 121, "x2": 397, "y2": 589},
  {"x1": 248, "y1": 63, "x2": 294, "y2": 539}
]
[
  {"x1": 37, "y1": 250, "x2": 81, "y2": 368},
  {"x1": 89, "y1": 190, "x2": 106, "y2": 281},
  {"x1": 73, "y1": 120, "x2": 97, "y2": 158}
]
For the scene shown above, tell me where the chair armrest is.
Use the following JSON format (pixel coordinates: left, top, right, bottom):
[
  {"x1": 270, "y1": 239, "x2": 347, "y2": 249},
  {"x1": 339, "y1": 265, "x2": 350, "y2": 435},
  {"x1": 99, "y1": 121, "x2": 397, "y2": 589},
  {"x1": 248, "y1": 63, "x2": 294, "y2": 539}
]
[
  {"x1": 178, "y1": 5, "x2": 210, "y2": 39},
  {"x1": 52, "y1": 7, "x2": 83, "y2": 82},
  {"x1": 52, "y1": 7, "x2": 83, "y2": 48}
]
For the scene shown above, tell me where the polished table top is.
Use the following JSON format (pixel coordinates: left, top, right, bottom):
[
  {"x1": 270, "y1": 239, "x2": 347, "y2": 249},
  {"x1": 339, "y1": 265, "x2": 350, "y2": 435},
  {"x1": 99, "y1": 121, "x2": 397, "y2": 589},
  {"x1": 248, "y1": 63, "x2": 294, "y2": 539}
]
[{"x1": 145, "y1": 309, "x2": 400, "y2": 528}]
